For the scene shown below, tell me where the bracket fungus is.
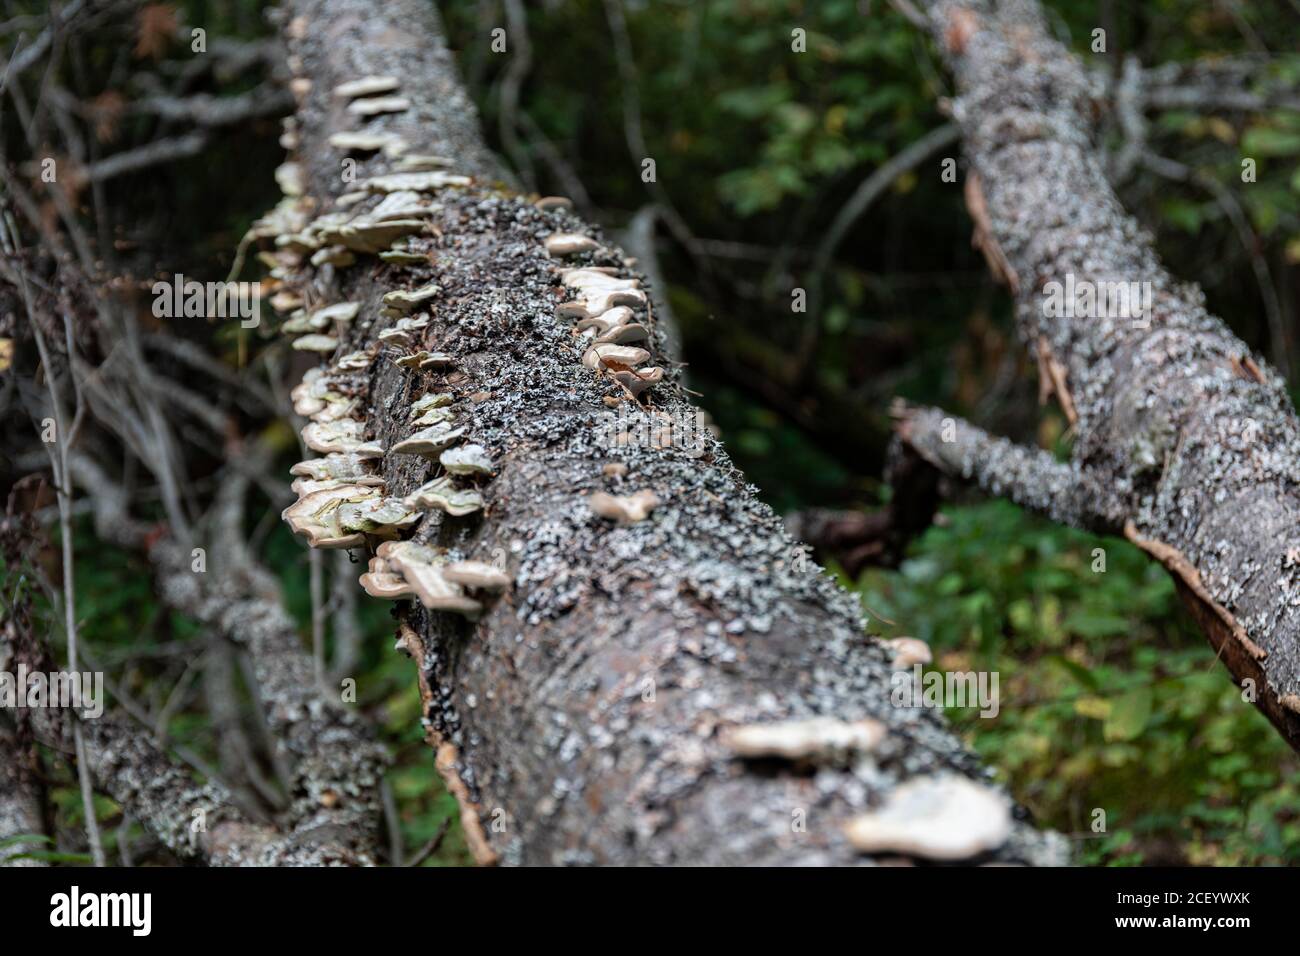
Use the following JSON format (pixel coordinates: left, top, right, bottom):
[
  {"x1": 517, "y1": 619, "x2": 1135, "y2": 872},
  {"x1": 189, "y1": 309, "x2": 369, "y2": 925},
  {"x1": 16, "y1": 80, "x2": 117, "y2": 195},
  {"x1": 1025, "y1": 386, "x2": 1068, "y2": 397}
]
[
  {"x1": 391, "y1": 422, "x2": 467, "y2": 459},
  {"x1": 403, "y1": 476, "x2": 483, "y2": 516},
  {"x1": 382, "y1": 283, "x2": 441, "y2": 314},
  {"x1": 282, "y1": 484, "x2": 383, "y2": 549},
  {"x1": 610, "y1": 366, "x2": 664, "y2": 398},
  {"x1": 582, "y1": 343, "x2": 652, "y2": 372},
  {"x1": 363, "y1": 171, "x2": 471, "y2": 194},
  {"x1": 347, "y1": 95, "x2": 411, "y2": 117},
  {"x1": 377, "y1": 541, "x2": 483, "y2": 617},
  {"x1": 333, "y1": 75, "x2": 401, "y2": 99},
  {"x1": 334, "y1": 348, "x2": 377, "y2": 372},
  {"x1": 358, "y1": 555, "x2": 415, "y2": 600},
  {"x1": 327, "y1": 131, "x2": 408, "y2": 156},
  {"x1": 843, "y1": 775, "x2": 1012, "y2": 862},
  {"x1": 885, "y1": 637, "x2": 932, "y2": 670},
  {"x1": 291, "y1": 453, "x2": 385, "y2": 485},
  {"x1": 394, "y1": 350, "x2": 433, "y2": 370},
  {"x1": 588, "y1": 489, "x2": 660, "y2": 524},
  {"x1": 440, "y1": 444, "x2": 494, "y2": 477},
  {"x1": 336, "y1": 497, "x2": 421, "y2": 539},
  {"x1": 301, "y1": 420, "x2": 383, "y2": 457},
  {"x1": 443, "y1": 560, "x2": 511, "y2": 593},
  {"x1": 291, "y1": 334, "x2": 340, "y2": 353},
  {"x1": 409, "y1": 392, "x2": 453, "y2": 417},
  {"x1": 534, "y1": 196, "x2": 573, "y2": 211},
  {"x1": 723, "y1": 717, "x2": 887, "y2": 762},
  {"x1": 545, "y1": 233, "x2": 600, "y2": 257}
]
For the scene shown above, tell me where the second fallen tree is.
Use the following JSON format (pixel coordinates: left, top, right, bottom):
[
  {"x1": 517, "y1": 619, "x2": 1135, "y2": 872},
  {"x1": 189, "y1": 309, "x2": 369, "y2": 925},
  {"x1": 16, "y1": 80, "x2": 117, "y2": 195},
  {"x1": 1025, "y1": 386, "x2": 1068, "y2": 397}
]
[{"x1": 892, "y1": 0, "x2": 1300, "y2": 750}]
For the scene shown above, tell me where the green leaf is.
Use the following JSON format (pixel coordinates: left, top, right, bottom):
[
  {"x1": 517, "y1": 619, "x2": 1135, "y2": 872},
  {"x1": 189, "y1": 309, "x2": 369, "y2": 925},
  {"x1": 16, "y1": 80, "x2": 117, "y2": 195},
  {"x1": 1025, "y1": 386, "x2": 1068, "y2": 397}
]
[{"x1": 1104, "y1": 689, "x2": 1152, "y2": 742}]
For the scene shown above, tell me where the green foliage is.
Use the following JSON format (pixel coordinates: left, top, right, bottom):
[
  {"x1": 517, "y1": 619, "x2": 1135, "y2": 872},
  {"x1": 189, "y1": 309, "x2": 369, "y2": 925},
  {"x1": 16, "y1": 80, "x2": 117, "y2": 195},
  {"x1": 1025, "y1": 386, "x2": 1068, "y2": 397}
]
[{"x1": 855, "y1": 501, "x2": 1300, "y2": 865}]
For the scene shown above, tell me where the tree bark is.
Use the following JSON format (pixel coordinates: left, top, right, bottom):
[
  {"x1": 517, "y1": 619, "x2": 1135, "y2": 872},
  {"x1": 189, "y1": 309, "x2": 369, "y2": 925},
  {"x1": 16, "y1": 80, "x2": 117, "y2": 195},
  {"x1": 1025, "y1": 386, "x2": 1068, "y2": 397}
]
[
  {"x1": 896, "y1": 0, "x2": 1300, "y2": 750},
  {"x1": 276, "y1": 0, "x2": 1066, "y2": 864}
]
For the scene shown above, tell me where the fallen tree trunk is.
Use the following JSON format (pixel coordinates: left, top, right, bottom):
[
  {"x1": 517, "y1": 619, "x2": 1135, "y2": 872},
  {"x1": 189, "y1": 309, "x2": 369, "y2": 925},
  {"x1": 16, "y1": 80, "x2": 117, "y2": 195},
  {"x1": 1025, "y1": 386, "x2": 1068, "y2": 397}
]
[
  {"x1": 270, "y1": 0, "x2": 1066, "y2": 865},
  {"x1": 894, "y1": 0, "x2": 1300, "y2": 750}
]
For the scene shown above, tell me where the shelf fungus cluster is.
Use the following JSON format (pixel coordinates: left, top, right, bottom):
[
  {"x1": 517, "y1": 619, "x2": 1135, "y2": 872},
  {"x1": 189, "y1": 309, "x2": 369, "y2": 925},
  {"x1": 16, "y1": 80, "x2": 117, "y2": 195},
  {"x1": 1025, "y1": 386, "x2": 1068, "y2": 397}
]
[
  {"x1": 542, "y1": 231, "x2": 664, "y2": 401},
  {"x1": 264, "y1": 71, "x2": 513, "y2": 625}
]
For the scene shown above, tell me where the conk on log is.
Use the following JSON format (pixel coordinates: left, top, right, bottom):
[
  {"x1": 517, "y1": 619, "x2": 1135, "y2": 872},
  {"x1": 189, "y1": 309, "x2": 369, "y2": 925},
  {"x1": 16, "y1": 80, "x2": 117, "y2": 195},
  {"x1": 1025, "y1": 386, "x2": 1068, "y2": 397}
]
[
  {"x1": 269, "y1": 0, "x2": 1066, "y2": 864},
  {"x1": 894, "y1": 0, "x2": 1300, "y2": 749}
]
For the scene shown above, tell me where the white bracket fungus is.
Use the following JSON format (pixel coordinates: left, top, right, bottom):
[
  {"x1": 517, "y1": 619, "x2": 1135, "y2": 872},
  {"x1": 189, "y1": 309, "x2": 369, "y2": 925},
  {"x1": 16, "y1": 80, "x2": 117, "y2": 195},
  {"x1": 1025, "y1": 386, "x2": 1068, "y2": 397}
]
[
  {"x1": 403, "y1": 476, "x2": 483, "y2": 516},
  {"x1": 391, "y1": 423, "x2": 467, "y2": 459},
  {"x1": 439, "y1": 444, "x2": 494, "y2": 477},
  {"x1": 347, "y1": 95, "x2": 411, "y2": 117},
  {"x1": 885, "y1": 637, "x2": 932, "y2": 670},
  {"x1": 291, "y1": 334, "x2": 340, "y2": 353},
  {"x1": 545, "y1": 233, "x2": 600, "y2": 256},
  {"x1": 843, "y1": 775, "x2": 1012, "y2": 861},
  {"x1": 333, "y1": 75, "x2": 401, "y2": 99},
  {"x1": 382, "y1": 283, "x2": 441, "y2": 314},
  {"x1": 443, "y1": 560, "x2": 511, "y2": 593},
  {"x1": 282, "y1": 484, "x2": 383, "y2": 549},
  {"x1": 723, "y1": 717, "x2": 887, "y2": 762},
  {"x1": 588, "y1": 489, "x2": 660, "y2": 524},
  {"x1": 377, "y1": 541, "x2": 483, "y2": 617}
]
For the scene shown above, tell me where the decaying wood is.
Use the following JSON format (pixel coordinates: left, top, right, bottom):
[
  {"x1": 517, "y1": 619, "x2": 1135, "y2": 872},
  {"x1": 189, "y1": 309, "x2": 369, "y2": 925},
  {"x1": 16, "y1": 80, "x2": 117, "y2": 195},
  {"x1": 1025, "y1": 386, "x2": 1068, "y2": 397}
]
[
  {"x1": 273, "y1": 0, "x2": 1068, "y2": 865},
  {"x1": 894, "y1": 0, "x2": 1300, "y2": 750}
]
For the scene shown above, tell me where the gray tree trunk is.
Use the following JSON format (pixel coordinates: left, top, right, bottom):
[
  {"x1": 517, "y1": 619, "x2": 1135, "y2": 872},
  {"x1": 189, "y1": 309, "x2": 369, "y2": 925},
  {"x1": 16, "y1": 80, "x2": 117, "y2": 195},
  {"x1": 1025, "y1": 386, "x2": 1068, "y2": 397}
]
[
  {"x1": 896, "y1": 0, "x2": 1300, "y2": 749},
  {"x1": 277, "y1": 0, "x2": 1065, "y2": 864}
]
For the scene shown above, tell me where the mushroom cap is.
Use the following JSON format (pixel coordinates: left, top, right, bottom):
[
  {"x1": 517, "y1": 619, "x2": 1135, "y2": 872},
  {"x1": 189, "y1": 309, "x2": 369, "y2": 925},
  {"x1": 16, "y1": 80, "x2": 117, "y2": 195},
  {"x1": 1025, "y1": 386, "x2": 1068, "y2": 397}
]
[
  {"x1": 724, "y1": 717, "x2": 887, "y2": 761},
  {"x1": 334, "y1": 348, "x2": 377, "y2": 372},
  {"x1": 574, "y1": 306, "x2": 634, "y2": 334},
  {"x1": 346, "y1": 95, "x2": 410, "y2": 116},
  {"x1": 327, "y1": 131, "x2": 408, "y2": 155},
  {"x1": 359, "y1": 568, "x2": 414, "y2": 600},
  {"x1": 403, "y1": 475, "x2": 483, "y2": 516},
  {"x1": 595, "y1": 322, "x2": 649, "y2": 346},
  {"x1": 534, "y1": 196, "x2": 573, "y2": 211},
  {"x1": 292, "y1": 334, "x2": 340, "y2": 353},
  {"x1": 378, "y1": 541, "x2": 484, "y2": 617},
  {"x1": 885, "y1": 637, "x2": 932, "y2": 669},
  {"x1": 323, "y1": 218, "x2": 426, "y2": 254},
  {"x1": 282, "y1": 483, "x2": 381, "y2": 548},
  {"x1": 309, "y1": 246, "x2": 356, "y2": 268},
  {"x1": 337, "y1": 496, "x2": 421, "y2": 537},
  {"x1": 439, "y1": 443, "x2": 494, "y2": 476},
  {"x1": 582, "y1": 343, "x2": 652, "y2": 371},
  {"x1": 443, "y1": 560, "x2": 511, "y2": 592},
  {"x1": 545, "y1": 233, "x2": 600, "y2": 256},
  {"x1": 610, "y1": 366, "x2": 663, "y2": 397},
  {"x1": 301, "y1": 419, "x2": 368, "y2": 454},
  {"x1": 410, "y1": 392, "x2": 454, "y2": 416},
  {"x1": 410, "y1": 405, "x2": 454, "y2": 427},
  {"x1": 418, "y1": 352, "x2": 456, "y2": 370},
  {"x1": 382, "y1": 282, "x2": 441, "y2": 313},
  {"x1": 333, "y1": 75, "x2": 401, "y2": 99},
  {"x1": 843, "y1": 775, "x2": 1012, "y2": 861},
  {"x1": 588, "y1": 489, "x2": 660, "y2": 524},
  {"x1": 394, "y1": 350, "x2": 432, "y2": 369},
  {"x1": 394, "y1": 154, "x2": 454, "y2": 172},
  {"x1": 391, "y1": 423, "x2": 467, "y2": 459},
  {"x1": 368, "y1": 190, "x2": 439, "y2": 221},
  {"x1": 363, "y1": 171, "x2": 471, "y2": 194},
  {"x1": 585, "y1": 289, "x2": 648, "y2": 313},
  {"x1": 561, "y1": 270, "x2": 639, "y2": 292}
]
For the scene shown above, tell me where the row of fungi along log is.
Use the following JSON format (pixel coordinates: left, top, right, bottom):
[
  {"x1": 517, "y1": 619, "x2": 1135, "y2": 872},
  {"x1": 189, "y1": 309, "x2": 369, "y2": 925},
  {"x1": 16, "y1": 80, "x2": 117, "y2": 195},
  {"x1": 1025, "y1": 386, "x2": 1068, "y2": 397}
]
[{"x1": 267, "y1": 0, "x2": 1070, "y2": 865}]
